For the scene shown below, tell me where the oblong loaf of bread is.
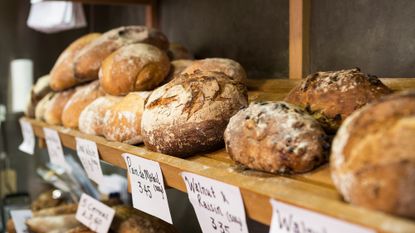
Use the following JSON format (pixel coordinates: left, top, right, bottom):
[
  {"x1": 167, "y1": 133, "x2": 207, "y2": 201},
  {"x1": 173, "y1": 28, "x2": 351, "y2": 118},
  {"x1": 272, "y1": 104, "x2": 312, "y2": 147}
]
[
  {"x1": 99, "y1": 43, "x2": 170, "y2": 96},
  {"x1": 62, "y1": 80, "x2": 105, "y2": 128},
  {"x1": 79, "y1": 95, "x2": 122, "y2": 136},
  {"x1": 331, "y1": 91, "x2": 415, "y2": 219},
  {"x1": 26, "y1": 75, "x2": 52, "y2": 118},
  {"x1": 74, "y1": 26, "x2": 169, "y2": 81},
  {"x1": 142, "y1": 71, "x2": 248, "y2": 157},
  {"x1": 35, "y1": 92, "x2": 55, "y2": 121},
  {"x1": 44, "y1": 89, "x2": 75, "y2": 125},
  {"x1": 102, "y1": 92, "x2": 150, "y2": 144},
  {"x1": 50, "y1": 33, "x2": 101, "y2": 91}
]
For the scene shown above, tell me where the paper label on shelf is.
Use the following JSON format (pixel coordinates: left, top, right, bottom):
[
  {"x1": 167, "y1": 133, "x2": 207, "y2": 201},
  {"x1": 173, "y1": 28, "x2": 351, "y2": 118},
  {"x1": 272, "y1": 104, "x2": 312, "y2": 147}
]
[
  {"x1": 122, "y1": 153, "x2": 172, "y2": 224},
  {"x1": 43, "y1": 128, "x2": 67, "y2": 169},
  {"x1": 269, "y1": 199, "x2": 375, "y2": 233},
  {"x1": 10, "y1": 209, "x2": 33, "y2": 233},
  {"x1": 181, "y1": 172, "x2": 249, "y2": 233},
  {"x1": 76, "y1": 193, "x2": 115, "y2": 233},
  {"x1": 18, "y1": 119, "x2": 35, "y2": 155},
  {"x1": 76, "y1": 137, "x2": 103, "y2": 184}
]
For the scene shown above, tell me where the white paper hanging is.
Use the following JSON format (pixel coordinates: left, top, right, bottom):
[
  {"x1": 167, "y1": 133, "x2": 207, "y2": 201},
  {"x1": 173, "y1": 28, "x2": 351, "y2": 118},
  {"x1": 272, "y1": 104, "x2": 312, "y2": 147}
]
[{"x1": 9, "y1": 59, "x2": 33, "y2": 113}]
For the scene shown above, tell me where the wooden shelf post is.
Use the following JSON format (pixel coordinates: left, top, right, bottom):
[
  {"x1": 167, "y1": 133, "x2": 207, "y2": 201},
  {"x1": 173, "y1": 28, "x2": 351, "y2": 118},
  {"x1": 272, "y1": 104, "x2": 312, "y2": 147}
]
[{"x1": 289, "y1": 0, "x2": 310, "y2": 79}]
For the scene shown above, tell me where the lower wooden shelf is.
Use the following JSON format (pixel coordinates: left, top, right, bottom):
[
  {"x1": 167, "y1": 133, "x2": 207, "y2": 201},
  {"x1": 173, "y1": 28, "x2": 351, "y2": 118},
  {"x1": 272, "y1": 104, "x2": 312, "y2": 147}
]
[{"x1": 24, "y1": 78, "x2": 415, "y2": 233}]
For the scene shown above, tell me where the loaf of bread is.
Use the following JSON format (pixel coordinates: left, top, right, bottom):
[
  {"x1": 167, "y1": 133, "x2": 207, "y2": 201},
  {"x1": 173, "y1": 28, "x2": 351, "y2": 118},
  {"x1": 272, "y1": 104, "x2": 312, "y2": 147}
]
[
  {"x1": 50, "y1": 33, "x2": 101, "y2": 91},
  {"x1": 99, "y1": 43, "x2": 170, "y2": 96},
  {"x1": 26, "y1": 75, "x2": 52, "y2": 118},
  {"x1": 331, "y1": 91, "x2": 415, "y2": 219},
  {"x1": 142, "y1": 71, "x2": 248, "y2": 157},
  {"x1": 74, "y1": 26, "x2": 169, "y2": 81},
  {"x1": 163, "y1": 59, "x2": 193, "y2": 83},
  {"x1": 62, "y1": 80, "x2": 105, "y2": 128},
  {"x1": 35, "y1": 92, "x2": 55, "y2": 121},
  {"x1": 65, "y1": 226, "x2": 94, "y2": 233},
  {"x1": 26, "y1": 214, "x2": 81, "y2": 233},
  {"x1": 44, "y1": 89, "x2": 75, "y2": 125},
  {"x1": 181, "y1": 58, "x2": 247, "y2": 84},
  {"x1": 33, "y1": 204, "x2": 78, "y2": 217},
  {"x1": 167, "y1": 42, "x2": 193, "y2": 60},
  {"x1": 6, "y1": 219, "x2": 16, "y2": 233},
  {"x1": 79, "y1": 95, "x2": 122, "y2": 136},
  {"x1": 285, "y1": 68, "x2": 392, "y2": 132},
  {"x1": 102, "y1": 92, "x2": 150, "y2": 144},
  {"x1": 225, "y1": 101, "x2": 329, "y2": 174}
]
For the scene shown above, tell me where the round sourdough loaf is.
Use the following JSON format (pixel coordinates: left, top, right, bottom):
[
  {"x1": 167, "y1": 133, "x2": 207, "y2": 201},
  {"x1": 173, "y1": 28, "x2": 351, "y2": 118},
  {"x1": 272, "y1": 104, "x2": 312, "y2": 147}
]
[
  {"x1": 285, "y1": 68, "x2": 392, "y2": 132},
  {"x1": 50, "y1": 33, "x2": 101, "y2": 91},
  {"x1": 141, "y1": 70, "x2": 248, "y2": 157},
  {"x1": 331, "y1": 91, "x2": 415, "y2": 218},
  {"x1": 44, "y1": 89, "x2": 75, "y2": 125},
  {"x1": 99, "y1": 43, "x2": 170, "y2": 96},
  {"x1": 74, "y1": 26, "x2": 169, "y2": 81},
  {"x1": 224, "y1": 101, "x2": 329, "y2": 174}
]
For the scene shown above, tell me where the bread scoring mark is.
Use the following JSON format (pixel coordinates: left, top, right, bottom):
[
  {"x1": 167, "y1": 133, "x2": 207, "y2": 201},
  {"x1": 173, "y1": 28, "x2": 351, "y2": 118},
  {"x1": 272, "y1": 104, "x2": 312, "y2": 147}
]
[{"x1": 146, "y1": 95, "x2": 178, "y2": 109}]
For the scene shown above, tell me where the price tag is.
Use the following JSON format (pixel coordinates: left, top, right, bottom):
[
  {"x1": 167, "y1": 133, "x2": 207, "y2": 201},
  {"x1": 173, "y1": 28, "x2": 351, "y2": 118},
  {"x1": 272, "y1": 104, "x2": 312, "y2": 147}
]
[
  {"x1": 76, "y1": 137, "x2": 103, "y2": 184},
  {"x1": 18, "y1": 119, "x2": 35, "y2": 155},
  {"x1": 43, "y1": 128, "x2": 68, "y2": 169},
  {"x1": 76, "y1": 193, "x2": 115, "y2": 233},
  {"x1": 181, "y1": 172, "x2": 249, "y2": 233},
  {"x1": 122, "y1": 153, "x2": 172, "y2": 223},
  {"x1": 10, "y1": 209, "x2": 33, "y2": 233},
  {"x1": 269, "y1": 199, "x2": 375, "y2": 233}
]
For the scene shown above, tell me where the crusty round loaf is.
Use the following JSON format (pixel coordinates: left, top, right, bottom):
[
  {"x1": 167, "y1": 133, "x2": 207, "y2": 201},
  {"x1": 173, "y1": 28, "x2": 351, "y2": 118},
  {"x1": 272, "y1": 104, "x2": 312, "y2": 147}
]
[
  {"x1": 61, "y1": 80, "x2": 105, "y2": 128},
  {"x1": 99, "y1": 43, "x2": 170, "y2": 96},
  {"x1": 163, "y1": 59, "x2": 193, "y2": 84},
  {"x1": 331, "y1": 91, "x2": 415, "y2": 218},
  {"x1": 102, "y1": 92, "x2": 150, "y2": 144},
  {"x1": 50, "y1": 33, "x2": 101, "y2": 91},
  {"x1": 142, "y1": 71, "x2": 248, "y2": 157},
  {"x1": 225, "y1": 101, "x2": 329, "y2": 174},
  {"x1": 285, "y1": 68, "x2": 392, "y2": 132},
  {"x1": 26, "y1": 75, "x2": 52, "y2": 118},
  {"x1": 181, "y1": 58, "x2": 247, "y2": 84},
  {"x1": 79, "y1": 95, "x2": 122, "y2": 136},
  {"x1": 35, "y1": 92, "x2": 55, "y2": 121},
  {"x1": 44, "y1": 89, "x2": 75, "y2": 125},
  {"x1": 74, "y1": 26, "x2": 169, "y2": 81},
  {"x1": 167, "y1": 42, "x2": 193, "y2": 60}
]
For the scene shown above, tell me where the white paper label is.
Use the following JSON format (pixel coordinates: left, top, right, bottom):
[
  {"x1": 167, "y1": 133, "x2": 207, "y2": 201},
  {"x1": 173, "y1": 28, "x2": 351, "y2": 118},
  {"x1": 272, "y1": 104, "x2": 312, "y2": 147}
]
[
  {"x1": 269, "y1": 199, "x2": 375, "y2": 233},
  {"x1": 18, "y1": 119, "x2": 35, "y2": 155},
  {"x1": 43, "y1": 128, "x2": 68, "y2": 169},
  {"x1": 76, "y1": 193, "x2": 115, "y2": 233},
  {"x1": 10, "y1": 209, "x2": 33, "y2": 233},
  {"x1": 122, "y1": 153, "x2": 172, "y2": 224},
  {"x1": 181, "y1": 172, "x2": 249, "y2": 233},
  {"x1": 76, "y1": 137, "x2": 103, "y2": 184}
]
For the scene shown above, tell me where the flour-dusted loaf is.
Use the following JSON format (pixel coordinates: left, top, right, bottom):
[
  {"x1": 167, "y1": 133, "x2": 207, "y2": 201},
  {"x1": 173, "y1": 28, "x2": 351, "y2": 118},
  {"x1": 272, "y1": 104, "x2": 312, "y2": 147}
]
[
  {"x1": 26, "y1": 215, "x2": 81, "y2": 233},
  {"x1": 285, "y1": 68, "x2": 392, "y2": 132},
  {"x1": 181, "y1": 58, "x2": 247, "y2": 84},
  {"x1": 74, "y1": 26, "x2": 169, "y2": 81},
  {"x1": 44, "y1": 89, "x2": 75, "y2": 125},
  {"x1": 26, "y1": 75, "x2": 52, "y2": 118},
  {"x1": 50, "y1": 33, "x2": 101, "y2": 91},
  {"x1": 225, "y1": 101, "x2": 329, "y2": 174},
  {"x1": 163, "y1": 59, "x2": 194, "y2": 83},
  {"x1": 99, "y1": 43, "x2": 170, "y2": 96},
  {"x1": 62, "y1": 80, "x2": 105, "y2": 128},
  {"x1": 331, "y1": 91, "x2": 415, "y2": 219},
  {"x1": 79, "y1": 95, "x2": 121, "y2": 136},
  {"x1": 102, "y1": 92, "x2": 150, "y2": 144},
  {"x1": 35, "y1": 92, "x2": 55, "y2": 121},
  {"x1": 142, "y1": 71, "x2": 248, "y2": 157}
]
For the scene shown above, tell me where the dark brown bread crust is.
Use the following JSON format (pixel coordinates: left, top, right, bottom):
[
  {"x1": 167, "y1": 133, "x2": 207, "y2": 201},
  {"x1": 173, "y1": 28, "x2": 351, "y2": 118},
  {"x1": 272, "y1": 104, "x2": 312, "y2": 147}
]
[
  {"x1": 74, "y1": 26, "x2": 169, "y2": 81},
  {"x1": 285, "y1": 68, "x2": 392, "y2": 132},
  {"x1": 331, "y1": 91, "x2": 415, "y2": 219},
  {"x1": 225, "y1": 101, "x2": 329, "y2": 174}
]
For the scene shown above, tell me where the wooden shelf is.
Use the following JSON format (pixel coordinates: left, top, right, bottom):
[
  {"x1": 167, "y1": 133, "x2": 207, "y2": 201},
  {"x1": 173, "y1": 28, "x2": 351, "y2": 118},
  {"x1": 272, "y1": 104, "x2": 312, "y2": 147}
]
[
  {"x1": 24, "y1": 78, "x2": 415, "y2": 233},
  {"x1": 54, "y1": 0, "x2": 152, "y2": 5}
]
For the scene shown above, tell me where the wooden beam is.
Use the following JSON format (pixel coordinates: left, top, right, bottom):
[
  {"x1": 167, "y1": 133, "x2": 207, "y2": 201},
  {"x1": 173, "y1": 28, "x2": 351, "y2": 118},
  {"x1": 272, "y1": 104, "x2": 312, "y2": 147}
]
[
  {"x1": 145, "y1": 0, "x2": 158, "y2": 29},
  {"x1": 289, "y1": 0, "x2": 310, "y2": 79}
]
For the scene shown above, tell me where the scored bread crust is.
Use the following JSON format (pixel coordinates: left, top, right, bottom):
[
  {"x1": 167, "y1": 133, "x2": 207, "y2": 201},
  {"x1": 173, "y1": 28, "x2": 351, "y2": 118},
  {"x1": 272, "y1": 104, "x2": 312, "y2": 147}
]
[
  {"x1": 99, "y1": 43, "x2": 170, "y2": 96},
  {"x1": 141, "y1": 71, "x2": 248, "y2": 157},
  {"x1": 285, "y1": 68, "x2": 392, "y2": 132},
  {"x1": 331, "y1": 91, "x2": 415, "y2": 218},
  {"x1": 74, "y1": 26, "x2": 169, "y2": 81},
  {"x1": 224, "y1": 101, "x2": 329, "y2": 174}
]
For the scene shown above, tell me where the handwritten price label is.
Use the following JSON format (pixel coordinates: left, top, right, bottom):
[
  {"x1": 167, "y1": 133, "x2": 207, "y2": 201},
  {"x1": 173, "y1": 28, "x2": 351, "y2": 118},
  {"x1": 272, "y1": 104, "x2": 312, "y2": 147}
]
[
  {"x1": 269, "y1": 199, "x2": 375, "y2": 233},
  {"x1": 122, "y1": 153, "x2": 172, "y2": 223},
  {"x1": 76, "y1": 194, "x2": 115, "y2": 233},
  {"x1": 43, "y1": 128, "x2": 68, "y2": 169},
  {"x1": 10, "y1": 209, "x2": 33, "y2": 233},
  {"x1": 76, "y1": 138, "x2": 103, "y2": 184},
  {"x1": 18, "y1": 119, "x2": 35, "y2": 155},
  {"x1": 181, "y1": 172, "x2": 249, "y2": 233}
]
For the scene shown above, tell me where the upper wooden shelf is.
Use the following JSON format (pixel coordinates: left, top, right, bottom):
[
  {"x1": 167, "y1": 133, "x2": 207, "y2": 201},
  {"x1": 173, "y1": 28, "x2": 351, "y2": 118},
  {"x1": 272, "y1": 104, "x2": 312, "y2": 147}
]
[
  {"x1": 54, "y1": 0, "x2": 152, "y2": 5},
  {"x1": 24, "y1": 78, "x2": 415, "y2": 233}
]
